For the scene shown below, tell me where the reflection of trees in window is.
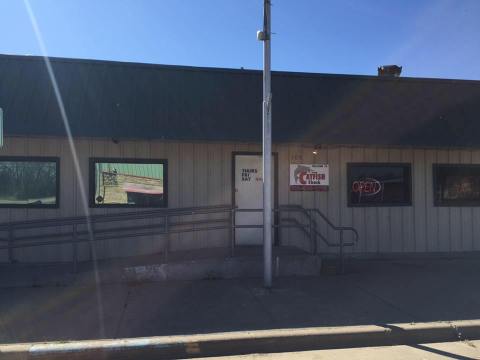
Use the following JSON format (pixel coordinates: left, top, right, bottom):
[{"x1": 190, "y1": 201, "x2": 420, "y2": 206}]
[
  {"x1": 0, "y1": 162, "x2": 56, "y2": 202},
  {"x1": 435, "y1": 165, "x2": 480, "y2": 206},
  {"x1": 103, "y1": 172, "x2": 118, "y2": 186},
  {"x1": 441, "y1": 175, "x2": 480, "y2": 200},
  {"x1": 444, "y1": 176, "x2": 473, "y2": 199}
]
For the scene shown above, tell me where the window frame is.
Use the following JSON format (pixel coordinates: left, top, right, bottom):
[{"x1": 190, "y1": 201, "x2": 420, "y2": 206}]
[
  {"x1": 89, "y1": 157, "x2": 168, "y2": 208},
  {"x1": 347, "y1": 162, "x2": 413, "y2": 207},
  {"x1": 433, "y1": 164, "x2": 480, "y2": 207},
  {"x1": 0, "y1": 156, "x2": 60, "y2": 209}
]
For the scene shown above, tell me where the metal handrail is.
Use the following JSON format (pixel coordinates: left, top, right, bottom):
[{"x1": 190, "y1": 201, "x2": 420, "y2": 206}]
[
  {"x1": 0, "y1": 205, "x2": 234, "y2": 268},
  {"x1": 278, "y1": 205, "x2": 359, "y2": 273},
  {"x1": 233, "y1": 205, "x2": 359, "y2": 256},
  {"x1": 0, "y1": 205, "x2": 231, "y2": 231},
  {"x1": 309, "y1": 208, "x2": 359, "y2": 243},
  {"x1": 0, "y1": 204, "x2": 359, "y2": 273},
  {"x1": 234, "y1": 207, "x2": 319, "y2": 253},
  {"x1": 309, "y1": 208, "x2": 359, "y2": 273},
  {"x1": 279, "y1": 205, "x2": 358, "y2": 244},
  {"x1": 277, "y1": 205, "x2": 321, "y2": 251}
]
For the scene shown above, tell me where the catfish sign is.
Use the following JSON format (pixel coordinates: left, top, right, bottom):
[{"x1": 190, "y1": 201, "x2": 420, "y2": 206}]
[{"x1": 290, "y1": 164, "x2": 329, "y2": 191}]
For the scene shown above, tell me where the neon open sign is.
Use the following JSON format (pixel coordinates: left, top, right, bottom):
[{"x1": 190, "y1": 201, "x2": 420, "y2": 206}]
[
  {"x1": 348, "y1": 164, "x2": 411, "y2": 206},
  {"x1": 351, "y1": 178, "x2": 382, "y2": 196}
]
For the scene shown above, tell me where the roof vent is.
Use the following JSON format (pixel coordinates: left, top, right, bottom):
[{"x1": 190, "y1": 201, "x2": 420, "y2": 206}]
[{"x1": 378, "y1": 65, "x2": 402, "y2": 77}]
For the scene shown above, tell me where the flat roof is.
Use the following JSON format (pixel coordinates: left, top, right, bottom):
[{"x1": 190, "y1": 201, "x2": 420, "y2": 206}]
[{"x1": 1, "y1": 54, "x2": 480, "y2": 147}]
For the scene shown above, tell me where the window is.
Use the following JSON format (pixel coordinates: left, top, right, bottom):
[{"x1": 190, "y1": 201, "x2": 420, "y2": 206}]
[
  {"x1": 90, "y1": 158, "x2": 168, "y2": 207},
  {"x1": 347, "y1": 163, "x2": 412, "y2": 207},
  {"x1": 0, "y1": 157, "x2": 59, "y2": 208},
  {"x1": 433, "y1": 164, "x2": 480, "y2": 206}
]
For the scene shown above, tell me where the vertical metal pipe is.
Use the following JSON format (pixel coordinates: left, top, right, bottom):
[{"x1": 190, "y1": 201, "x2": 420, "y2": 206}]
[
  {"x1": 89, "y1": 222, "x2": 95, "y2": 262},
  {"x1": 262, "y1": 0, "x2": 273, "y2": 288},
  {"x1": 8, "y1": 227, "x2": 14, "y2": 263},
  {"x1": 72, "y1": 224, "x2": 78, "y2": 273},
  {"x1": 230, "y1": 208, "x2": 235, "y2": 257},
  {"x1": 339, "y1": 230, "x2": 344, "y2": 274},
  {"x1": 164, "y1": 214, "x2": 169, "y2": 263},
  {"x1": 309, "y1": 213, "x2": 315, "y2": 254}
]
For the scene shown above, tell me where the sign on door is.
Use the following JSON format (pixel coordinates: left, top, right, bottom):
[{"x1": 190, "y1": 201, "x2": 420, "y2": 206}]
[{"x1": 234, "y1": 154, "x2": 275, "y2": 246}]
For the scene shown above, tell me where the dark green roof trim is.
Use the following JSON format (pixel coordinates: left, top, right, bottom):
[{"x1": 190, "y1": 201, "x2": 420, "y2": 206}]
[{"x1": 2, "y1": 54, "x2": 480, "y2": 147}]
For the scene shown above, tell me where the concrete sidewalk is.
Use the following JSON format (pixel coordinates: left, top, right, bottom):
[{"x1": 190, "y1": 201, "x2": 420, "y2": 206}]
[
  {"x1": 193, "y1": 340, "x2": 480, "y2": 359},
  {"x1": 0, "y1": 258, "x2": 480, "y2": 344}
]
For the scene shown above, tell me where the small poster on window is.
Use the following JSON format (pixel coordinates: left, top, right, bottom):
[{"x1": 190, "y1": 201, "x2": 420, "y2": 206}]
[{"x1": 290, "y1": 164, "x2": 329, "y2": 191}]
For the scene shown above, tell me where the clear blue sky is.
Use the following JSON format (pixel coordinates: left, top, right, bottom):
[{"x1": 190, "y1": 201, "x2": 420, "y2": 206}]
[{"x1": 1, "y1": 0, "x2": 479, "y2": 79}]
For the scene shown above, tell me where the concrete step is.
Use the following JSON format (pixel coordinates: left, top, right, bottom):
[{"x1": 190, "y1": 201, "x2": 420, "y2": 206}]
[
  {"x1": 320, "y1": 258, "x2": 344, "y2": 275},
  {"x1": 123, "y1": 253, "x2": 322, "y2": 282},
  {"x1": 0, "y1": 246, "x2": 321, "y2": 287}
]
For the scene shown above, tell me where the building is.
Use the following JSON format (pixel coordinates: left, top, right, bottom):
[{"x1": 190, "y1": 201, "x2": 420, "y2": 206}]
[{"x1": 1, "y1": 54, "x2": 480, "y2": 263}]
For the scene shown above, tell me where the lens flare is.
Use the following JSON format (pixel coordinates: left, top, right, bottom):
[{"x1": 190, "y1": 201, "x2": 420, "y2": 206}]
[{"x1": 23, "y1": 0, "x2": 105, "y2": 339}]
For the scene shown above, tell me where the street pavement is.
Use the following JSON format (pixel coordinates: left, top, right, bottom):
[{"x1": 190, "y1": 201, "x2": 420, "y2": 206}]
[{"x1": 0, "y1": 258, "x2": 480, "y2": 344}]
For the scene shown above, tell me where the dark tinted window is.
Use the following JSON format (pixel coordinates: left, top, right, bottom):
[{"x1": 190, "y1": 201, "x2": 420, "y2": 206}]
[
  {"x1": 90, "y1": 158, "x2": 168, "y2": 207},
  {"x1": 433, "y1": 164, "x2": 480, "y2": 206},
  {"x1": 0, "y1": 157, "x2": 59, "y2": 208},
  {"x1": 347, "y1": 163, "x2": 412, "y2": 207}
]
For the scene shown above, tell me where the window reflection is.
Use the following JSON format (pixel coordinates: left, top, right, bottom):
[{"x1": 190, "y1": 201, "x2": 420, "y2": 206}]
[
  {"x1": 0, "y1": 159, "x2": 58, "y2": 207},
  {"x1": 434, "y1": 165, "x2": 480, "y2": 206},
  {"x1": 92, "y1": 160, "x2": 167, "y2": 207}
]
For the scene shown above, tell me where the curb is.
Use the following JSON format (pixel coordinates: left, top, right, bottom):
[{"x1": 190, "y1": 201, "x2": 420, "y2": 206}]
[{"x1": 1, "y1": 320, "x2": 480, "y2": 359}]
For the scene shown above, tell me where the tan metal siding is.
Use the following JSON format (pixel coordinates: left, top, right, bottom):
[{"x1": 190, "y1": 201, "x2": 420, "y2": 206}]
[
  {"x1": 349, "y1": 147, "x2": 363, "y2": 254},
  {"x1": 460, "y1": 150, "x2": 474, "y2": 251},
  {"x1": 363, "y1": 147, "x2": 379, "y2": 253},
  {"x1": 425, "y1": 149, "x2": 438, "y2": 252},
  {"x1": 315, "y1": 148, "x2": 330, "y2": 253},
  {"x1": 413, "y1": 149, "x2": 426, "y2": 252},
  {"x1": 327, "y1": 148, "x2": 341, "y2": 249},
  {"x1": 376, "y1": 148, "x2": 391, "y2": 253},
  {"x1": 2, "y1": 136, "x2": 480, "y2": 262},
  {"x1": 402, "y1": 148, "x2": 415, "y2": 253},
  {"x1": 473, "y1": 150, "x2": 480, "y2": 251}
]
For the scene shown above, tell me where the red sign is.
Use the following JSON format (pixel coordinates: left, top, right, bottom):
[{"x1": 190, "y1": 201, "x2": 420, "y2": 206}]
[
  {"x1": 351, "y1": 178, "x2": 382, "y2": 196},
  {"x1": 290, "y1": 164, "x2": 329, "y2": 191}
]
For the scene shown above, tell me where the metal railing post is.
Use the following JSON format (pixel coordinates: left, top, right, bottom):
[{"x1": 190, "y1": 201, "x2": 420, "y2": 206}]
[
  {"x1": 89, "y1": 221, "x2": 96, "y2": 262},
  {"x1": 309, "y1": 211, "x2": 315, "y2": 254},
  {"x1": 339, "y1": 230, "x2": 344, "y2": 274},
  {"x1": 164, "y1": 214, "x2": 169, "y2": 263},
  {"x1": 8, "y1": 227, "x2": 14, "y2": 263},
  {"x1": 230, "y1": 208, "x2": 235, "y2": 257},
  {"x1": 72, "y1": 224, "x2": 78, "y2": 273}
]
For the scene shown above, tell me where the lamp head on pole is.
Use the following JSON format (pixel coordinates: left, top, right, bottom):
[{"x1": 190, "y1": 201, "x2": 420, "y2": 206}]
[{"x1": 257, "y1": 30, "x2": 267, "y2": 41}]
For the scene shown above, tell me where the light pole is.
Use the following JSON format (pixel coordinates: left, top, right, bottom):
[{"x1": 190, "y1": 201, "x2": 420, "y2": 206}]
[{"x1": 257, "y1": 0, "x2": 272, "y2": 288}]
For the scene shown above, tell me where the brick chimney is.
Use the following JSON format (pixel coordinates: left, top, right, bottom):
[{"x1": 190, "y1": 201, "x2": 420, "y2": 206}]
[{"x1": 378, "y1": 65, "x2": 402, "y2": 77}]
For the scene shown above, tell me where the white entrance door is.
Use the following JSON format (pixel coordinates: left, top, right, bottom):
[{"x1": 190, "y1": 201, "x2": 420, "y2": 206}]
[{"x1": 234, "y1": 154, "x2": 275, "y2": 246}]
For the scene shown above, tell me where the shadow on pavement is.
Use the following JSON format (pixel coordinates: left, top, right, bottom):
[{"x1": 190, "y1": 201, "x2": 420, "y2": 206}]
[{"x1": 0, "y1": 258, "x2": 479, "y2": 343}]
